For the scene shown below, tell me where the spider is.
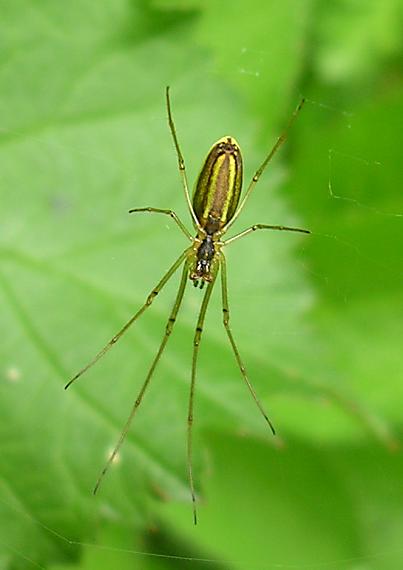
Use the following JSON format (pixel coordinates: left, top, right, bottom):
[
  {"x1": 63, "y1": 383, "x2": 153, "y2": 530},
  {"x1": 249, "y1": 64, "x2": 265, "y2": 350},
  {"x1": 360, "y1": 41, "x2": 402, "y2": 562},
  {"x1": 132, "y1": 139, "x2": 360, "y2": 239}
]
[{"x1": 65, "y1": 87, "x2": 310, "y2": 524}]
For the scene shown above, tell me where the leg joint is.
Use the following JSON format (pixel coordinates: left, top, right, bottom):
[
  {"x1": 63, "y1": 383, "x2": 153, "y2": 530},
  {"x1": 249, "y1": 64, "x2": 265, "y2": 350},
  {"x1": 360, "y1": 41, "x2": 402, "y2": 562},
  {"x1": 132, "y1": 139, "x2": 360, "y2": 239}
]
[
  {"x1": 165, "y1": 316, "x2": 176, "y2": 335},
  {"x1": 194, "y1": 326, "x2": 203, "y2": 346},
  {"x1": 146, "y1": 290, "x2": 158, "y2": 305}
]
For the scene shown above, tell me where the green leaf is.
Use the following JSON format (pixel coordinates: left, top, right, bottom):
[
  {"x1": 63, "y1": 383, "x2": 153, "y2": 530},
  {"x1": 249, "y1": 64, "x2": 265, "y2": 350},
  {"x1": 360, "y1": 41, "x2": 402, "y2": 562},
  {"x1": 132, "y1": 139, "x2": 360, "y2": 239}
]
[
  {"x1": 1, "y1": 1, "x2": 401, "y2": 569},
  {"x1": 197, "y1": 0, "x2": 314, "y2": 131},
  {"x1": 313, "y1": 0, "x2": 403, "y2": 83},
  {"x1": 159, "y1": 432, "x2": 403, "y2": 570},
  {"x1": 0, "y1": 2, "x2": 317, "y2": 566}
]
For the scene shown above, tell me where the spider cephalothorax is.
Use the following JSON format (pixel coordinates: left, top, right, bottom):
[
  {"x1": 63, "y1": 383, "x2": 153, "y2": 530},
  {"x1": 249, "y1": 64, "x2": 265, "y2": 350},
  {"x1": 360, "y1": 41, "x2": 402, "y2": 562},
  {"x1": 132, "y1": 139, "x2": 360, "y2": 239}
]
[{"x1": 190, "y1": 235, "x2": 217, "y2": 288}]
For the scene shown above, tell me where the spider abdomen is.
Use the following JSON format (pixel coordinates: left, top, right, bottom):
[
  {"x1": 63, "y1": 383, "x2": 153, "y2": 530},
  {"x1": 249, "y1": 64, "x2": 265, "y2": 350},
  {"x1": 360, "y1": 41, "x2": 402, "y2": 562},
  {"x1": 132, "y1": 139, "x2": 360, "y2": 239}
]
[{"x1": 192, "y1": 136, "x2": 243, "y2": 233}]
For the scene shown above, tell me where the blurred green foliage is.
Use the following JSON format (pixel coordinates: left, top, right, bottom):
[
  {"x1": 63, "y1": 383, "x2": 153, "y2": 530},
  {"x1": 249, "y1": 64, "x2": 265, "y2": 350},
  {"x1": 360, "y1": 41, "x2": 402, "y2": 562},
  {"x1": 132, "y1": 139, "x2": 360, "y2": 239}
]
[{"x1": 0, "y1": 0, "x2": 402, "y2": 568}]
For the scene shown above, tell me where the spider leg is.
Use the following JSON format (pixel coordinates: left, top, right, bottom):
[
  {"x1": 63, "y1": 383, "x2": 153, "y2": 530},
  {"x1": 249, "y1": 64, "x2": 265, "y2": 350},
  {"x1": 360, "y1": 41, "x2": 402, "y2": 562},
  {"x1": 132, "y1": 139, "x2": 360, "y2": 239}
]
[
  {"x1": 223, "y1": 223, "x2": 310, "y2": 246},
  {"x1": 65, "y1": 249, "x2": 189, "y2": 389},
  {"x1": 187, "y1": 268, "x2": 218, "y2": 524},
  {"x1": 222, "y1": 98, "x2": 305, "y2": 233},
  {"x1": 166, "y1": 86, "x2": 200, "y2": 229},
  {"x1": 93, "y1": 261, "x2": 189, "y2": 494},
  {"x1": 129, "y1": 207, "x2": 193, "y2": 241},
  {"x1": 220, "y1": 252, "x2": 275, "y2": 435}
]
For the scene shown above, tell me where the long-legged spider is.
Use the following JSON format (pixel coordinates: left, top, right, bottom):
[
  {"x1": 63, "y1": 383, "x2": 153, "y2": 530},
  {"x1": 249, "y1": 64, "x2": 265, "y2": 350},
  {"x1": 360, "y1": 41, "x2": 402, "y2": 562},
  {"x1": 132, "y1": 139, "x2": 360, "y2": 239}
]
[{"x1": 65, "y1": 87, "x2": 309, "y2": 524}]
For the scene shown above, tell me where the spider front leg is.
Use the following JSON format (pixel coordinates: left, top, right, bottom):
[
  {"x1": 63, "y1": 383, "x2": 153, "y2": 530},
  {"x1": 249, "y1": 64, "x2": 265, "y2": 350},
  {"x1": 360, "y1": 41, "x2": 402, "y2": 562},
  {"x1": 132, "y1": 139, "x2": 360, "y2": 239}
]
[
  {"x1": 187, "y1": 268, "x2": 218, "y2": 525},
  {"x1": 220, "y1": 252, "x2": 275, "y2": 435},
  {"x1": 93, "y1": 261, "x2": 189, "y2": 495},
  {"x1": 65, "y1": 249, "x2": 188, "y2": 389}
]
